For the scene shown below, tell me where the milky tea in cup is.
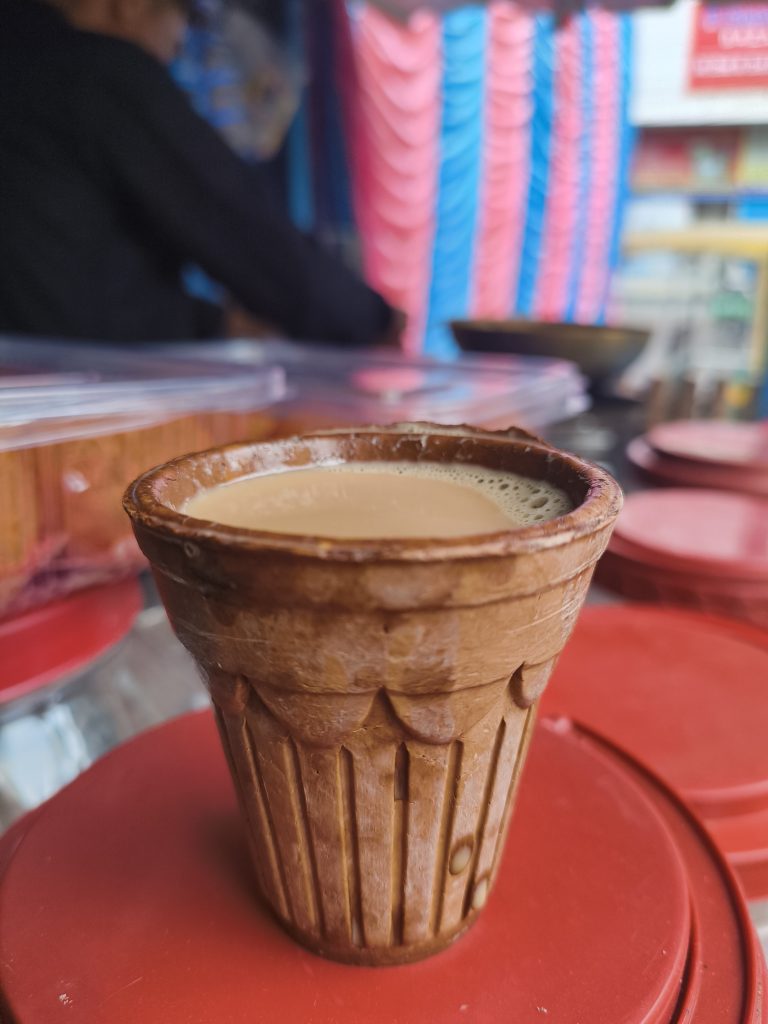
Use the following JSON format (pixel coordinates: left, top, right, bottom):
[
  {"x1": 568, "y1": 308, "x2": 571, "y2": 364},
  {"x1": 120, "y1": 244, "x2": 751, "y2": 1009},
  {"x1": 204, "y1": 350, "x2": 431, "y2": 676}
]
[{"x1": 184, "y1": 460, "x2": 573, "y2": 538}]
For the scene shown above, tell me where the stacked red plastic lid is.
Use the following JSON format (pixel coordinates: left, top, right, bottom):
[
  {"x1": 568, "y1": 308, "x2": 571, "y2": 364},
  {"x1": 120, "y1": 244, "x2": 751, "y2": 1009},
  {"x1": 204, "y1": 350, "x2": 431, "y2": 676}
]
[
  {"x1": 0, "y1": 579, "x2": 142, "y2": 704},
  {"x1": 629, "y1": 420, "x2": 768, "y2": 496},
  {"x1": 597, "y1": 488, "x2": 768, "y2": 629},
  {"x1": 544, "y1": 604, "x2": 768, "y2": 902},
  {"x1": 0, "y1": 710, "x2": 764, "y2": 1023}
]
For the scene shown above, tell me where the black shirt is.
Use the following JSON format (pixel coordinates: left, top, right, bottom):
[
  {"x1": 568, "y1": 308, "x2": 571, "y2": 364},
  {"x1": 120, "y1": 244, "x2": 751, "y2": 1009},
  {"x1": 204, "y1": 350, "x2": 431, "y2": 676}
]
[{"x1": 0, "y1": 0, "x2": 393, "y2": 343}]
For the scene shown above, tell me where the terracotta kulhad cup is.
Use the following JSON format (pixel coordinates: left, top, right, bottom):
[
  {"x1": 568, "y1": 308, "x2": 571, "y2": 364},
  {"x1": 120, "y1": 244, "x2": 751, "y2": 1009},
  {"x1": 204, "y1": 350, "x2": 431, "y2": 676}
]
[{"x1": 124, "y1": 426, "x2": 622, "y2": 965}]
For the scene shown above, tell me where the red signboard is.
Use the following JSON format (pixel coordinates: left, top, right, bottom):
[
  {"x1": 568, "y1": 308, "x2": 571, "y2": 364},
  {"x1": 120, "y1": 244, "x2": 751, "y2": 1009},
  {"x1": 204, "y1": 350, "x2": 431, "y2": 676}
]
[{"x1": 688, "y1": 3, "x2": 768, "y2": 91}]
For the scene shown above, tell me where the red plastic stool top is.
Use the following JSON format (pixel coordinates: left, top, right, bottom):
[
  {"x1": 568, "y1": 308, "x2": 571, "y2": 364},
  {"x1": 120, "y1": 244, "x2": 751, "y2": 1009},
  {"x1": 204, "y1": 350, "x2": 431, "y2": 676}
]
[
  {"x1": 544, "y1": 604, "x2": 768, "y2": 898},
  {"x1": 0, "y1": 711, "x2": 763, "y2": 1023}
]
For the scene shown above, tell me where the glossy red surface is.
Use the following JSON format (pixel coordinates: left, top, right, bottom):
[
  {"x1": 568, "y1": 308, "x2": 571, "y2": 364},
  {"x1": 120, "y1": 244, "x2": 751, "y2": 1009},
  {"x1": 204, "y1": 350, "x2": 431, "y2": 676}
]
[
  {"x1": 545, "y1": 605, "x2": 768, "y2": 897},
  {"x1": 0, "y1": 578, "x2": 142, "y2": 702},
  {"x1": 0, "y1": 711, "x2": 703, "y2": 1024},
  {"x1": 596, "y1": 542, "x2": 768, "y2": 631},
  {"x1": 546, "y1": 605, "x2": 768, "y2": 814},
  {"x1": 611, "y1": 489, "x2": 768, "y2": 580},
  {"x1": 707, "y1": 805, "x2": 768, "y2": 900},
  {"x1": 578, "y1": 725, "x2": 766, "y2": 1024}
]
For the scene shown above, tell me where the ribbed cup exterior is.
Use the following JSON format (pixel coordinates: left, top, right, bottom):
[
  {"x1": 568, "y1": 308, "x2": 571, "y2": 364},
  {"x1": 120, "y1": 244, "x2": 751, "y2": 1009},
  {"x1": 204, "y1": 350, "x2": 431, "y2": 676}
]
[{"x1": 125, "y1": 429, "x2": 621, "y2": 964}]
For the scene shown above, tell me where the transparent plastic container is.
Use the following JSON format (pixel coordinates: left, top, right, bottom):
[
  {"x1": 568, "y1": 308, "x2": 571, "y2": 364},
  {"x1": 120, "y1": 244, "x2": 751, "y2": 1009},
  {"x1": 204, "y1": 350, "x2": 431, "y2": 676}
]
[
  {"x1": 143, "y1": 339, "x2": 590, "y2": 434},
  {"x1": 0, "y1": 338, "x2": 285, "y2": 617},
  {"x1": 0, "y1": 337, "x2": 286, "y2": 424}
]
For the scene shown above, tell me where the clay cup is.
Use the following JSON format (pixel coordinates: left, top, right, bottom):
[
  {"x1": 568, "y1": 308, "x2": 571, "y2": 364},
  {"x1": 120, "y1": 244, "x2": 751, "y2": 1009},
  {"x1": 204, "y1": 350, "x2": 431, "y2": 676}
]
[{"x1": 124, "y1": 426, "x2": 622, "y2": 965}]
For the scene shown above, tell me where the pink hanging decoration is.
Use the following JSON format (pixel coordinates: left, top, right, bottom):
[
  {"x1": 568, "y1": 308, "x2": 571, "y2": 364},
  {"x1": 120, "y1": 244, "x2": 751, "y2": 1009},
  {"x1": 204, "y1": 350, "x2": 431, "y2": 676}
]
[
  {"x1": 349, "y1": 7, "x2": 442, "y2": 353},
  {"x1": 534, "y1": 15, "x2": 583, "y2": 321},
  {"x1": 470, "y1": 3, "x2": 535, "y2": 319},
  {"x1": 575, "y1": 11, "x2": 620, "y2": 323},
  {"x1": 331, "y1": 0, "x2": 371, "y2": 235}
]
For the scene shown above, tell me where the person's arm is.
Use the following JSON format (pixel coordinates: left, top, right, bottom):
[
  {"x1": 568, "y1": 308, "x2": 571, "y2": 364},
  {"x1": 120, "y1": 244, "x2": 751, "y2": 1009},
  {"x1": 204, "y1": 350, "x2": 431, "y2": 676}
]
[{"x1": 91, "y1": 44, "x2": 394, "y2": 346}]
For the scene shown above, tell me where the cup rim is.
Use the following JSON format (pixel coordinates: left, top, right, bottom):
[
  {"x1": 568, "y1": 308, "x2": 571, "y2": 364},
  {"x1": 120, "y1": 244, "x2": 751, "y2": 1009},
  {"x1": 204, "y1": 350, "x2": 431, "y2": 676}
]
[{"x1": 123, "y1": 426, "x2": 623, "y2": 563}]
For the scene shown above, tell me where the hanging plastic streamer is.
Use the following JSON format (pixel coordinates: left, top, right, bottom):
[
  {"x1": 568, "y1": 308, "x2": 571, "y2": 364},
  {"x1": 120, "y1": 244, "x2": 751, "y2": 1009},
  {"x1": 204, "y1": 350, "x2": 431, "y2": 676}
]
[
  {"x1": 340, "y1": 3, "x2": 633, "y2": 352},
  {"x1": 564, "y1": 11, "x2": 594, "y2": 322},
  {"x1": 514, "y1": 13, "x2": 556, "y2": 319},
  {"x1": 470, "y1": 5, "x2": 535, "y2": 320},
  {"x1": 534, "y1": 14, "x2": 584, "y2": 321},
  {"x1": 574, "y1": 10, "x2": 623, "y2": 324},
  {"x1": 349, "y1": 5, "x2": 442, "y2": 353},
  {"x1": 333, "y1": 0, "x2": 376, "y2": 253},
  {"x1": 608, "y1": 14, "x2": 636, "y2": 324},
  {"x1": 422, "y1": 8, "x2": 488, "y2": 357}
]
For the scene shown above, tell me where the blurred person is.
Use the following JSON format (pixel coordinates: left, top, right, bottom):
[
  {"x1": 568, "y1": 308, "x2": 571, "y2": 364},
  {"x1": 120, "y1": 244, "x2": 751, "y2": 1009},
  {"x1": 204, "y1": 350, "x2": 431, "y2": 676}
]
[{"x1": 0, "y1": 0, "x2": 399, "y2": 345}]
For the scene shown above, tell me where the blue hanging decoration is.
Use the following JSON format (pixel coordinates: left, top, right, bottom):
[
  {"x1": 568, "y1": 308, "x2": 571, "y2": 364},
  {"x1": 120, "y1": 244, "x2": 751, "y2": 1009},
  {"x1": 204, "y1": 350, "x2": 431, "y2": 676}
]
[
  {"x1": 514, "y1": 13, "x2": 556, "y2": 318},
  {"x1": 423, "y1": 7, "x2": 488, "y2": 359},
  {"x1": 603, "y1": 13, "x2": 635, "y2": 325},
  {"x1": 564, "y1": 11, "x2": 594, "y2": 323}
]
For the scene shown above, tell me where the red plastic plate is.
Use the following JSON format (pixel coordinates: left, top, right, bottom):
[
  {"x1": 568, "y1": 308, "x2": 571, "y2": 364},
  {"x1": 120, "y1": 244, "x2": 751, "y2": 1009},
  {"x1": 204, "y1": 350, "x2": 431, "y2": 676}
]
[
  {"x1": 0, "y1": 710, "x2": 763, "y2": 1023},
  {"x1": 611, "y1": 489, "x2": 768, "y2": 580},
  {"x1": 545, "y1": 604, "x2": 768, "y2": 897},
  {"x1": 628, "y1": 436, "x2": 768, "y2": 497},
  {"x1": 648, "y1": 421, "x2": 768, "y2": 470},
  {"x1": 577, "y1": 723, "x2": 766, "y2": 1024}
]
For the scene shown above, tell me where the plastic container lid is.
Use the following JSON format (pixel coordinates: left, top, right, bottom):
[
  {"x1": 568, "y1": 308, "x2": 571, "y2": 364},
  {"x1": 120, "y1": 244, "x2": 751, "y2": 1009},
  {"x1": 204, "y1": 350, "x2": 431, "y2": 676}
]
[
  {"x1": 0, "y1": 710, "x2": 763, "y2": 1023},
  {"x1": 0, "y1": 338, "x2": 285, "y2": 450},
  {"x1": 141, "y1": 339, "x2": 590, "y2": 430},
  {"x1": 0, "y1": 579, "x2": 142, "y2": 703},
  {"x1": 611, "y1": 489, "x2": 768, "y2": 580},
  {"x1": 543, "y1": 604, "x2": 768, "y2": 898}
]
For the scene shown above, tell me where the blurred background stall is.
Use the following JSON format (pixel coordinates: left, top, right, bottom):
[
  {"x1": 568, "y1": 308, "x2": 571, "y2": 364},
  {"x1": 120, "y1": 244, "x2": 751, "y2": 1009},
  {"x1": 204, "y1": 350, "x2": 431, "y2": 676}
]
[{"x1": 1, "y1": 0, "x2": 768, "y2": 1001}]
